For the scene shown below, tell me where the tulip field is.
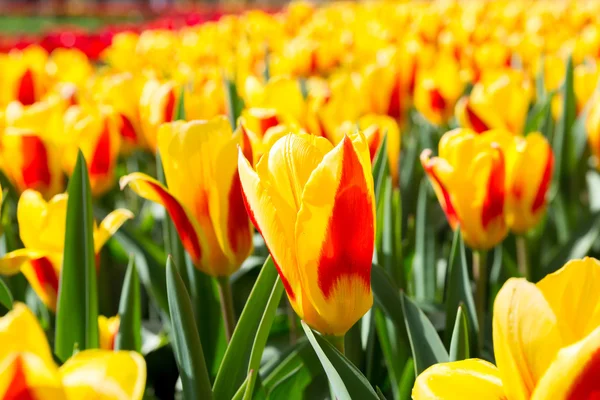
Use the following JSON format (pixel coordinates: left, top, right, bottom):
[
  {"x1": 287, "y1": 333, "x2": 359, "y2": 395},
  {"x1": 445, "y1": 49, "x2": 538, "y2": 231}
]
[{"x1": 1, "y1": 0, "x2": 600, "y2": 399}]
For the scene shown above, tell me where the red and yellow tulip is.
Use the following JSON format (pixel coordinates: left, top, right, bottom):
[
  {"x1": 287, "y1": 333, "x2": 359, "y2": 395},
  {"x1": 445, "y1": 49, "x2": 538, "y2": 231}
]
[
  {"x1": 0, "y1": 303, "x2": 146, "y2": 400},
  {"x1": 238, "y1": 130, "x2": 375, "y2": 336},
  {"x1": 587, "y1": 99, "x2": 600, "y2": 165},
  {"x1": 121, "y1": 116, "x2": 253, "y2": 277},
  {"x1": 0, "y1": 45, "x2": 48, "y2": 107},
  {"x1": 421, "y1": 128, "x2": 507, "y2": 250},
  {"x1": 0, "y1": 190, "x2": 132, "y2": 311},
  {"x1": 413, "y1": 257, "x2": 600, "y2": 400},
  {"x1": 62, "y1": 104, "x2": 122, "y2": 196},
  {"x1": 139, "y1": 78, "x2": 177, "y2": 151}
]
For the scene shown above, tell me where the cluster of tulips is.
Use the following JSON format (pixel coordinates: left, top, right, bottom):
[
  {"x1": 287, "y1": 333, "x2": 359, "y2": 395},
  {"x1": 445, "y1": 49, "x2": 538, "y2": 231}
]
[{"x1": 0, "y1": 0, "x2": 599, "y2": 399}]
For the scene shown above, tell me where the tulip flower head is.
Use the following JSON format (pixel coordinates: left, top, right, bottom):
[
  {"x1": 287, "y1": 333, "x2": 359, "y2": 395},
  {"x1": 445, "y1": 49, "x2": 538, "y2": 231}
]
[
  {"x1": 139, "y1": 78, "x2": 177, "y2": 151},
  {"x1": 238, "y1": 130, "x2": 375, "y2": 336},
  {"x1": 0, "y1": 303, "x2": 146, "y2": 400},
  {"x1": 98, "y1": 315, "x2": 120, "y2": 351},
  {"x1": 413, "y1": 257, "x2": 600, "y2": 400},
  {"x1": 121, "y1": 116, "x2": 253, "y2": 277},
  {"x1": 0, "y1": 45, "x2": 48, "y2": 107},
  {"x1": 421, "y1": 128, "x2": 508, "y2": 250},
  {"x1": 0, "y1": 190, "x2": 132, "y2": 310}
]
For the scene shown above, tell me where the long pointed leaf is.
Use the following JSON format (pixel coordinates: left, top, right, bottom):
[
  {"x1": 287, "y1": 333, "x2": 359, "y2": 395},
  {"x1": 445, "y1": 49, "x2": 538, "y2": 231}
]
[
  {"x1": 413, "y1": 179, "x2": 436, "y2": 301},
  {"x1": 55, "y1": 151, "x2": 99, "y2": 361},
  {"x1": 166, "y1": 257, "x2": 213, "y2": 400},
  {"x1": 449, "y1": 306, "x2": 470, "y2": 362},
  {"x1": 115, "y1": 255, "x2": 142, "y2": 352},
  {"x1": 0, "y1": 278, "x2": 13, "y2": 310}
]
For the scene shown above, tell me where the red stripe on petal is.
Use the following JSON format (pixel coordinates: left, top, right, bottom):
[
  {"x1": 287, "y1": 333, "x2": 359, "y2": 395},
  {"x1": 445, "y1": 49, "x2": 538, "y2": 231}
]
[
  {"x1": 4, "y1": 355, "x2": 35, "y2": 400},
  {"x1": 466, "y1": 103, "x2": 489, "y2": 134},
  {"x1": 147, "y1": 181, "x2": 202, "y2": 265},
  {"x1": 531, "y1": 146, "x2": 554, "y2": 213},
  {"x1": 30, "y1": 257, "x2": 59, "y2": 301},
  {"x1": 89, "y1": 120, "x2": 112, "y2": 176},
  {"x1": 481, "y1": 146, "x2": 505, "y2": 228},
  {"x1": 422, "y1": 152, "x2": 459, "y2": 228},
  {"x1": 429, "y1": 88, "x2": 446, "y2": 113},
  {"x1": 240, "y1": 124, "x2": 254, "y2": 164},
  {"x1": 258, "y1": 113, "x2": 280, "y2": 136},
  {"x1": 387, "y1": 79, "x2": 402, "y2": 120},
  {"x1": 240, "y1": 179, "x2": 296, "y2": 301},
  {"x1": 119, "y1": 114, "x2": 137, "y2": 143},
  {"x1": 317, "y1": 137, "x2": 374, "y2": 299},
  {"x1": 164, "y1": 90, "x2": 176, "y2": 123},
  {"x1": 17, "y1": 69, "x2": 36, "y2": 106},
  {"x1": 367, "y1": 127, "x2": 382, "y2": 162},
  {"x1": 567, "y1": 348, "x2": 600, "y2": 400},
  {"x1": 21, "y1": 135, "x2": 52, "y2": 188},
  {"x1": 227, "y1": 173, "x2": 251, "y2": 255}
]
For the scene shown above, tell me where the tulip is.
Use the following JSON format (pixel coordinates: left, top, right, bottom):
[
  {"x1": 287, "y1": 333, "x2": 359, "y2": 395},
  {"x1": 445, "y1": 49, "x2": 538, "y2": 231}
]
[
  {"x1": 139, "y1": 78, "x2": 177, "y2": 151},
  {"x1": 0, "y1": 45, "x2": 48, "y2": 106},
  {"x1": 413, "y1": 257, "x2": 600, "y2": 400},
  {"x1": 98, "y1": 316, "x2": 120, "y2": 350},
  {"x1": 0, "y1": 303, "x2": 146, "y2": 399},
  {"x1": 1, "y1": 98, "x2": 65, "y2": 199},
  {"x1": 0, "y1": 190, "x2": 132, "y2": 311},
  {"x1": 238, "y1": 130, "x2": 375, "y2": 337},
  {"x1": 587, "y1": 99, "x2": 600, "y2": 165},
  {"x1": 62, "y1": 104, "x2": 122, "y2": 196},
  {"x1": 421, "y1": 128, "x2": 507, "y2": 250},
  {"x1": 456, "y1": 71, "x2": 532, "y2": 134},
  {"x1": 46, "y1": 48, "x2": 93, "y2": 89}
]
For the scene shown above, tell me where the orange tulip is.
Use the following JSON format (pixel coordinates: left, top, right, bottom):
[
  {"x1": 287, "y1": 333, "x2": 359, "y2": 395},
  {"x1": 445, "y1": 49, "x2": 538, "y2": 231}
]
[
  {"x1": 121, "y1": 117, "x2": 253, "y2": 277},
  {"x1": 421, "y1": 128, "x2": 507, "y2": 250},
  {"x1": 238, "y1": 131, "x2": 375, "y2": 336}
]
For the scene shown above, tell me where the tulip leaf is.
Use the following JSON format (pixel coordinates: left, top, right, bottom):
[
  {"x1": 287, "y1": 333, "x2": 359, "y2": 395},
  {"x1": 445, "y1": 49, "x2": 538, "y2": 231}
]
[
  {"x1": 0, "y1": 278, "x2": 13, "y2": 310},
  {"x1": 524, "y1": 94, "x2": 553, "y2": 135},
  {"x1": 553, "y1": 55, "x2": 575, "y2": 183},
  {"x1": 401, "y1": 292, "x2": 449, "y2": 375},
  {"x1": 398, "y1": 358, "x2": 416, "y2": 400},
  {"x1": 449, "y1": 306, "x2": 470, "y2": 362},
  {"x1": 413, "y1": 178, "x2": 436, "y2": 302},
  {"x1": 245, "y1": 277, "x2": 284, "y2": 396},
  {"x1": 115, "y1": 255, "x2": 142, "y2": 352},
  {"x1": 372, "y1": 133, "x2": 389, "y2": 203},
  {"x1": 175, "y1": 89, "x2": 186, "y2": 121},
  {"x1": 267, "y1": 364, "x2": 313, "y2": 400},
  {"x1": 213, "y1": 256, "x2": 279, "y2": 400},
  {"x1": 166, "y1": 257, "x2": 213, "y2": 400},
  {"x1": 55, "y1": 151, "x2": 99, "y2": 361},
  {"x1": 373, "y1": 308, "x2": 404, "y2": 399},
  {"x1": 444, "y1": 229, "x2": 478, "y2": 354},
  {"x1": 301, "y1": 321, "x2": 379, "y2": 400},
  {"x1": 225, "y1": 78, "x2": 245, "y2": 129}
]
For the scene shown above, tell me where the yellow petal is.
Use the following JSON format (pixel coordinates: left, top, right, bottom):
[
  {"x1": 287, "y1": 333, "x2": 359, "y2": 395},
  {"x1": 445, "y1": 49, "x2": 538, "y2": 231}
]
[
  {"x1": 98, "y1": 316, "x2": 120, "y2": 351},
  {"x1": 0, "y1": 352, "x2": 65, "y2": 400},
  {"x1": 492, "y1": 278, "x2": 562, "y2": 400},
  {"x1": 94, "y1": 209, "x2": 134, "y2": 254},
  {"x1": 532, "y1": 325, "x2": 600, "y2": 400},
  {"x1": 0, "y1": 248, "x2": 42, "y2": 276},
  {"x1": 17, "y1": 190, "x2": 67, "y2": 254},
  {"x1": 60, "y1": 350, "x2": 146, "y2": 400},
  {"x1": 412, "y1": 359, "x2": 505, "y2": 400},
  {"x1": 536, "y1": 257, "x2": 600, "y2": 346}
]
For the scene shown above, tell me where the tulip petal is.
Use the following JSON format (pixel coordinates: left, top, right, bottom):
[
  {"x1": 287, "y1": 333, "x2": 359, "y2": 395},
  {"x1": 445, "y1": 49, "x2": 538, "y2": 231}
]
[
  {"x1": 421, "y1": 150, "x2": 459, "y2": 229},
  {"x1": 0, "y1": 353, "x2": 65, "y2": 400},
  {"x1": 0, "y1": 248, "x2": 41, "y2": 276},
  {"x1": 120, "y1": 173, "x2": 203, "y2": 265},
  {"x1": 493, "y1": 278, "x2": 562, "y2": 400},
  {"x1": 94, "y1": 209, "x2": 134, "y2": 254},
  {"x1": 60, "y1": 350, "x2": 146, "y2": 400},
  {"x1": 412, "y1": 359, "x2": 505, "y2": 400},
  {"x1": 98, "y1": 316, "x2": 120, "y2": 351},
  {"x1": 532, "y1": 325, "x2": 600, "y2": 400},
  {"x1": 0, "y1": 303, "x2": 54, "y2": 364},
  {"x1": 295, "y1": 135, "x2": 374, "y2": 335},
  {"x1": 17, "y1": 190, "x2": 67, "y2": 254},
  {"x1": 536, "y1": 257, "x2": 600, "y2": 346},
  {"x1": 20, "y1": 255, "x2": 61, "y2": 312}
]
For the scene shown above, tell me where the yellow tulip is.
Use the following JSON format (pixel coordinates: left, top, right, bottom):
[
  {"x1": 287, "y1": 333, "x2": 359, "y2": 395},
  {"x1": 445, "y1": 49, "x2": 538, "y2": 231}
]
[
  {"x1": 0, "y1": 45, "x2": 48, "y2": 107},
  {"x1": 1, "y1": 98, "x2": 65, "y2": 199},
  {"x1": 238, "y1": 130, "x2": 375, "y2": 336},
  {"x1": 413, "y1": 257, "x2": 600, "y2": 400},
  {"x1": 0, "y1": 303, "x2": 146, "y2": 400},
  {"x1": 62, "y1": 104, "x2": 122, "y2": 196},
  {"x1": 0, "y1": 190, "x2": 132, "y2": 311},
  {"x1": 121, "y1": 117, "x2": 253, "y2": 277},
  {"x1": 456, "y1": 71, "x2": 532, "y2": 134},
  {"x1": 139, "y1": 78, "x2": 177, "y2": 151},
  {"x1": 46, "y1": 48, "x2": 93, "y2": 89},
  {"x1": 421, "y1": 128, "x2": 507, "y2": 250},
  {"x1": 98, "y1": 316, "x2": 120, "y2": 351},
  {"x1": 485, "y1": 130, "x2": 554, "y2": 234}
]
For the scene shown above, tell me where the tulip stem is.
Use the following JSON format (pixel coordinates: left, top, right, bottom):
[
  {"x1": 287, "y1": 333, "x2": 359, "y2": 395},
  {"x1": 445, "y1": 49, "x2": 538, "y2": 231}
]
[
  {"x1": 325, "y1": 334, "x2": 346, "y2": 355},
  {"x1": 516, "y1": 236, "x2": 529, "y2": 280},
  {"x1": 473, "y1": 250, "x2": 488, "y2": 354},
  {"x1": 217, "y1": 277, "x2": 235, "y2": 342}
]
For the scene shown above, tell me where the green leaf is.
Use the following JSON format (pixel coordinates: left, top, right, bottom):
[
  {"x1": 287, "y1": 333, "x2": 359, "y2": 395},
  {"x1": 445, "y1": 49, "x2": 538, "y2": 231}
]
[
  {"x1": 261, "y1": 339, "x2": 322, "y2": 392},
  {"x1": 413, "y1": 179, "x2": 436, "y2": 302},
  {"x1": 115, "y1": 255, "x2": 142, "y2": 352},
  {"x1": 0, "y1": 278, "x2": 13, "y2": 310},
  {"x1": 55, "y1": 151, "x2": 99, "y2": 361},
  {"x1": 553, "y1": 55, "x2": 575, "y2": 183},
  {"x1": 373, "y1": 308, "x2": 403, "y2": 399},
  {"x1": 523, "y1": 95, "x2": 553, "y2": 135},
  {"x1": 401, "y1": 293, "x2": 448, "y2": 375},
  {"x1": 267, "y1": 364, "x2": 312, "y2": 400},
  {"x1": 301, "y1": 321, "x2": 379, "y2": 400},
  {"x1": 175, "y1": 88, "x2": 186, "y2": 120},
  {"x1": 449, "y1": 306, "x2": 470, "y2": 362},
  {"x1": 225, "y1": 78, "x2": 245, "y2": 129},
  {"x1": 245, "y1": 277, "x2": 284, "y2": 396},
  {"x1": 372, "y1": 134, "x2": 389, "y2": 203},
  {"x1": 398, "y1": 358, "x2": 415, "y2": 400},
  {"x1": 213, "y1": 256, "x2": 279, "y2": 400},
  {"x1": 166, "y1": 257, "x2": 213, "y2": 400},
  {"x1": 444, "y1": 229, "x2": 478, "y2": 354}
]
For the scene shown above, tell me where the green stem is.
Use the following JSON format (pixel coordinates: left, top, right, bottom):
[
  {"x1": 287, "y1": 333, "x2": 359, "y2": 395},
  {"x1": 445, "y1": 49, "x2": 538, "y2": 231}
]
[
  {"x1": 473, "y1": 250, "x2": 488, "y2": 354},
  {"x1": 325, "y1": 334, "x2": 345, "y2": 355},
  {"x1": 516, "y1": 235, "x2": 529, "y2": 280},
  {"x1": 217, "y1": 276, "x2": 235, "y2": 342},
  {"x1": 286, "y1": 298, "x2": 298, "y2": 345}
]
